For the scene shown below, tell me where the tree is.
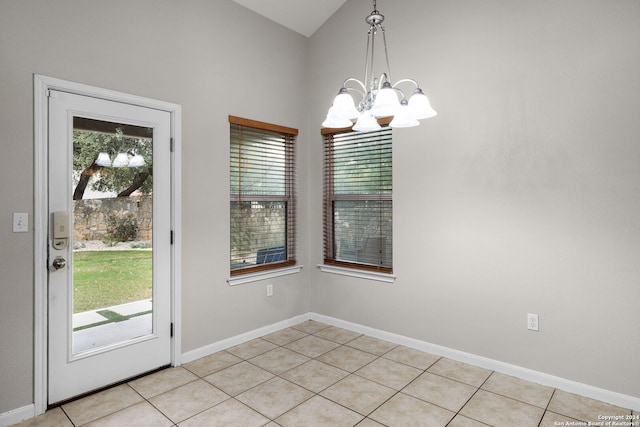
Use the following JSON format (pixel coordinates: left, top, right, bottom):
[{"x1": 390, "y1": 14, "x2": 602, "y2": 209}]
[{"x1": 73, "y1": 128, "x2": 153, "y2": 200}]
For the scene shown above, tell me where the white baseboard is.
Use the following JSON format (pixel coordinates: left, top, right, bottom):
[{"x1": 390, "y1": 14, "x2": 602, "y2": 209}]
[
  {"x1": 309, "y1": 313, "x2": 640, "y2": 412},
  {"x1": 0, "y1": 404, "x2": 34, "y2": 427},
  {"x1": 180, "y1": 313, "x2": 309, "y2": 364}
]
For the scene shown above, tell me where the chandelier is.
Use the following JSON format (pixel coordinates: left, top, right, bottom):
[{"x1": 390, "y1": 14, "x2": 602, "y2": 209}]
[
  {"x1": 322, "y1": 0, "x2": 437, "y2": 131},
  {"x1": 96, "y1": 151, "x2": 146, "y2": 168},
  {"x1": 95, "y1": 128, "x2": 147, "y2": 168}
]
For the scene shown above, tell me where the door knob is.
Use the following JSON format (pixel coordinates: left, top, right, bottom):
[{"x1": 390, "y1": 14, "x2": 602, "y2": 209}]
[{"x1": 52, "y1": 257, "x2": 66, "y2": 270}]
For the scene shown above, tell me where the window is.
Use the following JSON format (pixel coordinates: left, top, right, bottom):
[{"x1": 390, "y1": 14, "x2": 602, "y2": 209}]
[
  {"x1": 323, "y1": 123, "x2": 392, "y2": 273},
  {"x1": 230, "y1": 116, "x2": 297, "y2": 276}
]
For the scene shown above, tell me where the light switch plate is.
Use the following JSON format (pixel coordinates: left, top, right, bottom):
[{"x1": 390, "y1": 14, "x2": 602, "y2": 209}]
[{"x1": 13, "y1": 213, "x2": 29, "y2": 232}]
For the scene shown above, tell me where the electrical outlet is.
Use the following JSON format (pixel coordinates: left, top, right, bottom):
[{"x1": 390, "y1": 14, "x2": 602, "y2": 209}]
[
  {"x1": 266, "y1": 284, "x2": 273, "y2": 297},
  {"x1": 527, "y1": 313, "x2": 539, "y2": 331}
]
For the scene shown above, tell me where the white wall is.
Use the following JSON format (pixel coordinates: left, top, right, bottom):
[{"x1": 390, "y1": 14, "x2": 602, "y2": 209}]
[
  {"x1": 308, "y1": 0, "x2": 640, "y2": 398},
  {"x1": 0, "y1": 0, "x2": 310, "y2": 414}
]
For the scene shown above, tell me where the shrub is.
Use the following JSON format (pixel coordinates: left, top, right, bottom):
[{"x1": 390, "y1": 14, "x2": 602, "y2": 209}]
[{"x1": 105, "y1": 214, "x2": 139, "y2": 243}]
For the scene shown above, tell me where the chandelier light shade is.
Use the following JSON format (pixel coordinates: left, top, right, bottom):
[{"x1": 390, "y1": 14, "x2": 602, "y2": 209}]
[
  {"x1": 407, "y1": 88, "x2": 437, "y2": 120},
  {"x1": 95, "y1": 152, "x2": 112, "y2": 167},
  {"x1": 353, "y1": 111, "x2": 381, "y2": 132},
  {"x1": 112, "y1": 152, "x2": 130, "y2": 167},
  {"x1": 332, "y1": 88, "x2": 360, "y2": 119},
  {"x1": 128, "y1": 154, "x2": 146, "y2": 167},
  {"x1": 322, "y1": 0, "x2": 437, "y2": 130},
  {"x1": 368, "y1": 81, "x2": 400, "y2": 118},
  {"x1": 322, "y1": 105, "x2": 356, "y2": 128},
  {"x1": 389, "y1": 100, "x2": 420, "y2": 128}
]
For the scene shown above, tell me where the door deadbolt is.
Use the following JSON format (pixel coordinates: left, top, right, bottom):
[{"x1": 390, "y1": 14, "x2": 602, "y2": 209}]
[{"x1": 52, "y1": 257, "x2": 66, "y2": 270}]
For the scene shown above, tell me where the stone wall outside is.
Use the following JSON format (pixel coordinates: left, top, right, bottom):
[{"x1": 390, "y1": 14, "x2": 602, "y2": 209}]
[{"x1": 73, "y1": 195, "x2": 152, "y2": 241}]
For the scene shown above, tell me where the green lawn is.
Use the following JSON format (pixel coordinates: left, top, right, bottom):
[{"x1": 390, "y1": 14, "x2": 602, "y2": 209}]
[{"x1": 73, "y1": 250, "x2": 152, "y2": 313}]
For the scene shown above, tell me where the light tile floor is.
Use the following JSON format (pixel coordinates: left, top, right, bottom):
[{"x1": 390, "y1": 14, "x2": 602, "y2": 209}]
[{"x1": 14, "y1": 320, "x2": 636, "y2": 427}]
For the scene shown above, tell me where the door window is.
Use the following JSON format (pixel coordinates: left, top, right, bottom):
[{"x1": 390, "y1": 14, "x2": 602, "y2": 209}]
[{"x1": 71, "y1": 118, "x2": 154, "y2": 354}]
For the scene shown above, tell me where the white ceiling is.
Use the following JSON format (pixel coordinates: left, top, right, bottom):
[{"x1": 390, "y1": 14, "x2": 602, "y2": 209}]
[{"x1": 232, "y1": 0, "x2": 348, "y2": 37}]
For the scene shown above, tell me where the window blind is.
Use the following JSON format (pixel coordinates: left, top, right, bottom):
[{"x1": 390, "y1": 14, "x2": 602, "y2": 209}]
[
  {"x1": 230, "y1": 116, "x2": 297, "y2": 275},
  {"x1": 323, "y1": 126, "x2": 392, "y2": 273}
]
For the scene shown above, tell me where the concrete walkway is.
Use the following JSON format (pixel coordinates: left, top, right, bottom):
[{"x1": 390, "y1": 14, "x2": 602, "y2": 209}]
[{"x1": 73, "y1": 299, "x2": 152, "y2": 354}]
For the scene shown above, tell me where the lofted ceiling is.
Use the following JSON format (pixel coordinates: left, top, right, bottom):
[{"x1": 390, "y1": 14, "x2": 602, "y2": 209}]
[{"x1": 232, "y1": 0, "x2": 348, "y2": 37}]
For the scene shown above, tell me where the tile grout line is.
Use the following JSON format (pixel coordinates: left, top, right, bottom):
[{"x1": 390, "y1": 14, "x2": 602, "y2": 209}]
[
  {"x1": 264, "y1": 328, "x2": 364, "y2": 423},
  {"x1": 248, "y1": 325, "x2": 399, "y2": 424},
  {"x1": 137, "y1": 379, "x2": 201, "y2": 426},
  {"x1": 442, "y1": 367, "x2": 494, "y2": 427},
  {"x1": 229, "y1": 326, "x2": 322, "y2": 423},
  {"x1": 58, "y1": 406, "x2": 76, "y2": 427},
  {"x1": 537, "y1": 388, "x2": 558, "y2": 427}
]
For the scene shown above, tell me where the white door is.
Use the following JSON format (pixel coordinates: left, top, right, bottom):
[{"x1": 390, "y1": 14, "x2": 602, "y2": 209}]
[{"x1": 48, "y1": 90, "x2": 172, "y2": 404}]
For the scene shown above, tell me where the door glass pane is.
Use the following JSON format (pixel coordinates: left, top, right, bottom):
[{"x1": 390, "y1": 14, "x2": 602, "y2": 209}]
[{"x1": 71, "y1": 117, "x2": 154, "y2": 355}]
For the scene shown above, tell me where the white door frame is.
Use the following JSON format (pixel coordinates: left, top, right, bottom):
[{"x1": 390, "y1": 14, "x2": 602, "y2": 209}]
[{"x1": 33, "y1": 74, "x2": 182, "y2": 415}]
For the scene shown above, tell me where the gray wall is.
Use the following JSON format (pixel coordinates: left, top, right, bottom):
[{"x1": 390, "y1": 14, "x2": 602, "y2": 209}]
[
  {"x1": 0, "y1": 0, "x2": 311, "y2": 414},
  {"x1": 308, "y1": 0, "x2": 640, "y2": 398},
  {"x1": 1, "y1": 0, "x2": 639, "y2": 417}
]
